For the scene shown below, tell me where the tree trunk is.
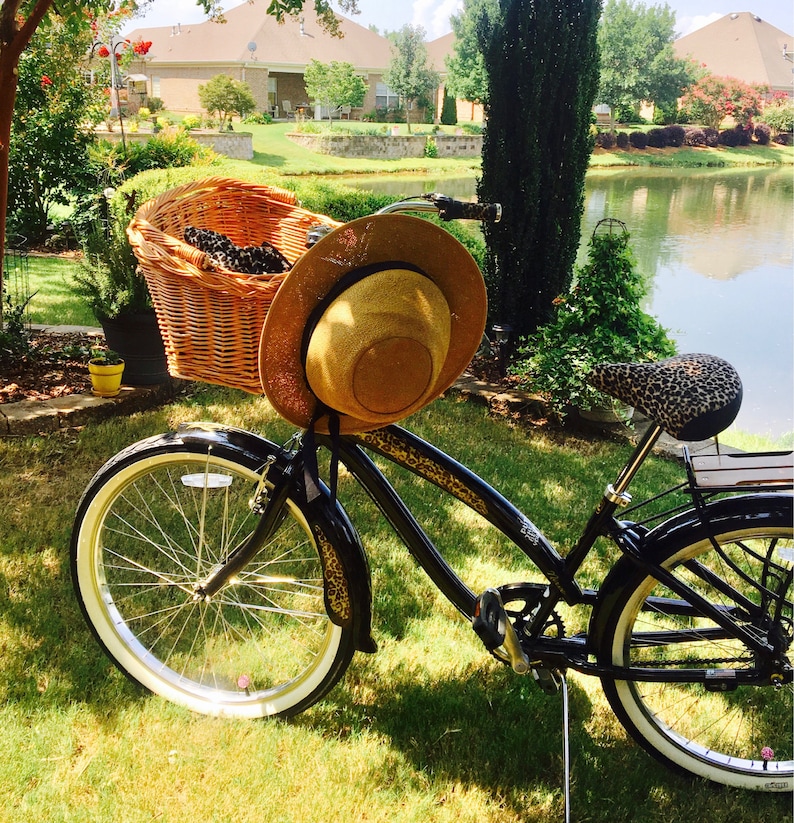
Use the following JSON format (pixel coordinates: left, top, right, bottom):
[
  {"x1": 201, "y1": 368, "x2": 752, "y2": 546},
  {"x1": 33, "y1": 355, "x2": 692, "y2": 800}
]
[
  {"x1": 477, "y1": 0, "x2": 601, "y2": 340},
  {"x1": 0, "y1": 0, "x2": 54, "y2": 324}
]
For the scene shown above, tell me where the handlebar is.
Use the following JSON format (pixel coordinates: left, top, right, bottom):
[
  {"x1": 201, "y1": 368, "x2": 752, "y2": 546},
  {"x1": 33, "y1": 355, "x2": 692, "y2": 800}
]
[
  {"x1": 306, "y1": 193, "x2": 502, "y2": 248},
  {"x1": 376, "y1": 193, "x2": 502, "y2": 223}
]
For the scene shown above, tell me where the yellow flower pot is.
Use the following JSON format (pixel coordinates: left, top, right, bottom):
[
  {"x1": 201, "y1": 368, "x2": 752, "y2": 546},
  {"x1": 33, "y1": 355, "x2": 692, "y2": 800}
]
[{"x1": 88, "y1": 360, "x2": 125, "y2": 397}]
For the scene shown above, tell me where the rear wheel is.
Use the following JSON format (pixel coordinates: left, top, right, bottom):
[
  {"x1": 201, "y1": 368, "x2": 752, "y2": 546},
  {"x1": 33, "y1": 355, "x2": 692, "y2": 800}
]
[
  {"x1": 598, "y1": 505, "x2": 793, "y2": 790},
  {"x1": 71, "y1": 438, "x2": 354, "y2": 718}
]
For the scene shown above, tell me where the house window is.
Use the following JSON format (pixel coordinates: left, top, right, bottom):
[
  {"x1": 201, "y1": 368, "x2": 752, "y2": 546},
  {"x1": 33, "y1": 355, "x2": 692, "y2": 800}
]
[
  {"x1": 152, "y1": 77, "x2": 161, "y2": 98},
  {"x1": 375, "y1": 82, "x2": 399, "y2": 109},
  {"x1": 268, "y1": 76, "x2": 277, "y2": 110}
]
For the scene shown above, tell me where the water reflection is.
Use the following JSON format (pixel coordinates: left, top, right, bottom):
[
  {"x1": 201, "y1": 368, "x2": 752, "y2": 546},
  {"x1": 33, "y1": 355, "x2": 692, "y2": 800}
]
[{"x1": 337, "y1": 169, "x2": 793, "y2": 439}]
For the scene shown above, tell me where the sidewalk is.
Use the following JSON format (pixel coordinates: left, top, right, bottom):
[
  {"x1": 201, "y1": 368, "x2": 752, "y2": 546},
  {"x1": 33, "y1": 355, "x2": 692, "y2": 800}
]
[{"x1": 0, "y1": 382, "x2": 178, "y2": 436}]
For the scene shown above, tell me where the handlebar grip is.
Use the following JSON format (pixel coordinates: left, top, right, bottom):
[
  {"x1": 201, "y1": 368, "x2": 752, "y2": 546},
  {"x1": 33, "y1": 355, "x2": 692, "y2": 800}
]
[{"x1": 429, "y1": 194, "x2": 502, "y2": 223}]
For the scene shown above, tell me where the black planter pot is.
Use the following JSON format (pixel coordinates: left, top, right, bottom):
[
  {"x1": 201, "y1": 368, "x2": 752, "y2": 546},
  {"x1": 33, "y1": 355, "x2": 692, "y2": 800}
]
[{"x1": 101, "y1": 312, "x2": 169, "y2": 386}]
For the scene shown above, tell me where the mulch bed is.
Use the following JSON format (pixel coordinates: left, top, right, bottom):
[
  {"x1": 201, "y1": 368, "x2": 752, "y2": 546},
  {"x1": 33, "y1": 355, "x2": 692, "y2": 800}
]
[{"x1": 0, "y1": 331, "x2": 100, "y2": 404}]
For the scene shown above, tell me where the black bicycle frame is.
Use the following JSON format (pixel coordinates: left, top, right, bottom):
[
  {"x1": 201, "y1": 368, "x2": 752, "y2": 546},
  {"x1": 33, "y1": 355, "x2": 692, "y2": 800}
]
[
  {"x1": 315, "y1": 423, "x2": 788, "y2": 680},
  {"x1": 321, "y1": 424, "x2": 601, "y2": 616}
]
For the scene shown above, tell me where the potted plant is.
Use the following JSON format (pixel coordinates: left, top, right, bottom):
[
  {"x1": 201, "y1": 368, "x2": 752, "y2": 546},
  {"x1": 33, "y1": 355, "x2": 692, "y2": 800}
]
[
  {"x1": 74, "y1": 198, "x2": 168, "y2": 386},
  {"x1": 511, "y1": 219, "x2": 677, "y2": 420},
  {"x1": 88, "y1": 346, "x2": 125, "y2": 397}
]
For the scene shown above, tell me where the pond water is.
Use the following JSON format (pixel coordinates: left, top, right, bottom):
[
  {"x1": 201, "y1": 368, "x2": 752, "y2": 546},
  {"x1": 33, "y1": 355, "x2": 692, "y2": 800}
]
[{"x1": 337, "y1": 168, "x2": 793, "y2": 441}]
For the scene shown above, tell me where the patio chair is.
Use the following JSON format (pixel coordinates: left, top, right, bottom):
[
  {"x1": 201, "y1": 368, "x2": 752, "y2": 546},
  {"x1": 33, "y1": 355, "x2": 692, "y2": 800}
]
[{"x1": 282, "y1": 100, "x2": 295, "y2": 119}]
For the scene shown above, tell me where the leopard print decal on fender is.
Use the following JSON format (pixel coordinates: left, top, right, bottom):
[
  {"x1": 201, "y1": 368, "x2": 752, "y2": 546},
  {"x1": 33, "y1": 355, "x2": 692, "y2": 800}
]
[
  {"x1": 589, "y1": 353, "x2": 742, "y2": 441},
  {"x1": 356, "y1": 428, "x2": 490, "y2": 517},
  {"x1": 314, "y1": 525, "x2": 352, "y2": 626}
]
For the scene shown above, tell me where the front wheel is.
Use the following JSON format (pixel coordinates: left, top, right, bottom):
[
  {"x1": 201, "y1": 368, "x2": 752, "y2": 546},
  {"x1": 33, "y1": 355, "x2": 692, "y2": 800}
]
[
  {"x1": 71, "y1": 436, "x2": 355, "y2": 718},
  {"x1": 598, "y1": 498, "x2": 793, "y2": 790}
]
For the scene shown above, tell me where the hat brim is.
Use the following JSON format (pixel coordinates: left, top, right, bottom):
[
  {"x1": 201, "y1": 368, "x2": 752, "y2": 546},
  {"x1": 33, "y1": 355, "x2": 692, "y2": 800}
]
[{"x1": 259, "y1": 214, "x2": 487, "y2": 433}]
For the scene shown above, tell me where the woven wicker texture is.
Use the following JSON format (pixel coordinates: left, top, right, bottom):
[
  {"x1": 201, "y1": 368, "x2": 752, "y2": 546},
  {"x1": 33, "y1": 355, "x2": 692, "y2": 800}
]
[{"x1": 127, "y1": 177, "x2": 341, "y2": 393}]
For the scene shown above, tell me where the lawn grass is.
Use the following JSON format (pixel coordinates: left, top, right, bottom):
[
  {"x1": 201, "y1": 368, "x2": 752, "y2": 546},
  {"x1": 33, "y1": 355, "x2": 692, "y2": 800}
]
[
  {"x1": 0, "y1": 385, "x2": 789, "y2": 822},
  {"x1": 243, "y1": 121, "x2": 483, "y2": 176},
  {"x1": 23, "y1": 254, "x2": 97, "y2": 327}
]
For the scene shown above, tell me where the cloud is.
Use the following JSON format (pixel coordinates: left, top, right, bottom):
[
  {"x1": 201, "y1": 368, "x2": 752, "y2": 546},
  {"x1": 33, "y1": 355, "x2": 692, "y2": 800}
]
[
  {"x1": 676, "y1": 12, "x2": 722, "y2": 37},
  {"x1": 412, "y1": 0, "x2": 462, "y2": 39}
]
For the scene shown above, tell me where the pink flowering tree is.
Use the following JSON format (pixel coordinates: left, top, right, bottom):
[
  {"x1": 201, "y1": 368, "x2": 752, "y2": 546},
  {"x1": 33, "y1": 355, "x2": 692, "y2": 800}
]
[{"x1": 680, "y1": 74, "x2": 767, "y2": 130}]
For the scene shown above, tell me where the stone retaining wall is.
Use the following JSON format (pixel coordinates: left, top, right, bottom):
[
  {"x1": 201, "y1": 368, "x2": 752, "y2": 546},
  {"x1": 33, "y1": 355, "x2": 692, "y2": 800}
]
[
  {"x1": 287, "y1": 132, "x2": 483, "y2": 159},
  {"x1": 96, "y1": 130, "x2": 254, "y2": 160}
]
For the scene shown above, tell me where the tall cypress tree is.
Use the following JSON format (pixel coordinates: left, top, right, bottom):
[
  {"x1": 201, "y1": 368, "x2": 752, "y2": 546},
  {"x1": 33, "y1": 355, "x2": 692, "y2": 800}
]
[{"x1": 477, "y1": 0, "x2": 601, "y2": 338}]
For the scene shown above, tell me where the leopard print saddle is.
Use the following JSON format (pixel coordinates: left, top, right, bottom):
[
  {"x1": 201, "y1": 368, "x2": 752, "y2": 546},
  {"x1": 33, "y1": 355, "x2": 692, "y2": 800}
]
[
  {"x1": 184, "y1": 226, "x2": 291, "y2": 275},
  {"x1": 589, "y1": 353, "x2": 742, "y2": 441}
]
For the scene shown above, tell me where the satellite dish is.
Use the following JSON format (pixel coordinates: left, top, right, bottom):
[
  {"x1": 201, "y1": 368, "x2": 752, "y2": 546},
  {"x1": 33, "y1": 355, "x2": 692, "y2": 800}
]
[{"x1": 248, "y1": 42, "x2": 257, "y2": 53}]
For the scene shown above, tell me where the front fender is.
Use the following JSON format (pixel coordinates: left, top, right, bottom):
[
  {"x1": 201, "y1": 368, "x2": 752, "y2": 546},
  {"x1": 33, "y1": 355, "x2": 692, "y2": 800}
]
[{"x1": 178, "y1": 422, "x2": 377, "y2": 653}]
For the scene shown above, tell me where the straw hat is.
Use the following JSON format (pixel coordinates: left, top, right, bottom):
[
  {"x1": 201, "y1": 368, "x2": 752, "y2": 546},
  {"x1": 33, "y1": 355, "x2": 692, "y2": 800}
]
[{"x1": 259, "y1": 214, "x2": 487, "y2": 433}]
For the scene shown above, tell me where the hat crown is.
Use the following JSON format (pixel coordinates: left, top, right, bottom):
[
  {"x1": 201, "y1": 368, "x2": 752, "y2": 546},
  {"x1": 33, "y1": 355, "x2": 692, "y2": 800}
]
[{"x1": 305, "y1": 269, "x2": 451, "y2": 422}]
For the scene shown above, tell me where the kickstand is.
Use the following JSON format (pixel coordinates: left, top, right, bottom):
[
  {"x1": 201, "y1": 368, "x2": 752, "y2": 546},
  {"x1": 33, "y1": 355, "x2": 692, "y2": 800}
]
[{"x1": 560, "y1": 671, "x2": 571, "y2": 823}]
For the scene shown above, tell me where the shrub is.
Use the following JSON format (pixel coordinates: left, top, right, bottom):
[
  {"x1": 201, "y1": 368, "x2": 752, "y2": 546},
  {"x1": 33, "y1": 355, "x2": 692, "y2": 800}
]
[
  {"x1": 683, "y1": 127, "x2": 706, "y2": 147},
  {"x1": 703, "y1": 127, "x2": 719, "y2": 147},
  {"x1": 424, "y1": 136, "x2": 438, "y2": 158},
  {"x1": 646, "y1": 127, "x2": 667, "y2": 148},
  {"x1": 510, "y1": 222, "x2": 676, "y2": 416},
  {"x1": 762, "y1": 99, "x2": 794, "y2": 134},
  {"x1": 242, "y1": 111, "x2": 273, "y2": 125},
  {"x1": 615, "y1": 131, "x2": 629, "y2": 149},
  {"x1": 596, "y1": 130, "x2": 616, "y2": 149},
  {"x1": 440, "y1": 91, "x2": 457, "y2": 126},
  {"x1": 753, "y1": 122, "x2": 771, "y2": 145},
  {"x1": 181, "y1": 114, "x2": 201, "y2": 131},
  {"x1": 629, "y1": 131, "x2": 648, "y2": 149},
  {"x1": 652, "y1": 101, "x2": 678, "y2": 125},
  {"x1": 146, "y1": 97, "x2": 165, "y2": 113},
  {"x1": 662, "y1": 125, "x2": 685, "y2": 147},
  {"x1": 613, "y1": 103, "x2": 638, "y2": 124},
  {"x1": 718, "y1": 127, "x2": 743, "y2": 147},
  {"x1": 126, "y1": 131, "x2": 215, "y2": 173}
]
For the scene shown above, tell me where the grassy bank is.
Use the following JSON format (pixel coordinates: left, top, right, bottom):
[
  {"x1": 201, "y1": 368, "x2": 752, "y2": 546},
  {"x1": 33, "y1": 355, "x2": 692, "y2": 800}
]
[
  {"x1": 212, "y1": 121, "x2": 794, "y2": 175},
  {"x1": 0, "y1": 384, "x2": 789, "y2": 823},
  {"x1": 590, "y1": 142, "x2": 794, "y2": 168}
]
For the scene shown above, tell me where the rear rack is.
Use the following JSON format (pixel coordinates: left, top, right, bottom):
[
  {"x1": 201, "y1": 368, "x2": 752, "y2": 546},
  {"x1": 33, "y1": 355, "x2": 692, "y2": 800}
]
[{"x1": 684, "y1": 448, "x2": 794, "y2": 492}]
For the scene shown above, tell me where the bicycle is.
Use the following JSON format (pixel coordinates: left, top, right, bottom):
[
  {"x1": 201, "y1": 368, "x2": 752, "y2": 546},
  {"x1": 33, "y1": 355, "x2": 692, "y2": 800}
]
[{"x1": 71, "y1": 192, "x2": 793, "y2": 796}]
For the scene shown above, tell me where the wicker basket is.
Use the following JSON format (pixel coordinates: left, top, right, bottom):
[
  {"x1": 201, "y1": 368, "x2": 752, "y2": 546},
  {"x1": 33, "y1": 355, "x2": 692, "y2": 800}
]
[{"x1": 126, "y1": 177, "x2": 341, "y2": 394}]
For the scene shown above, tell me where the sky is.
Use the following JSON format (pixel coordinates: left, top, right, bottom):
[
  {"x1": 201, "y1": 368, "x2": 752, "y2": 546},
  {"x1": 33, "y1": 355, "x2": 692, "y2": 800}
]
[{"x1": 127, "y1": 0, "x2": 794, "y2": 40}]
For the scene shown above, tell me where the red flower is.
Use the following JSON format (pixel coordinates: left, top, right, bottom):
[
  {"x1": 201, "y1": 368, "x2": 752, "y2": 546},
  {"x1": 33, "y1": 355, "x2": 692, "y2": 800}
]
[
  {"x1": 132, "y1": 39, "x2": 152, "y2": 55},
  {"x1": 41, "y1": 75, "x2": 53, "y2": 88},
  {"x1": 97, "y1": 45, "x2": 110, "y2": 58}
]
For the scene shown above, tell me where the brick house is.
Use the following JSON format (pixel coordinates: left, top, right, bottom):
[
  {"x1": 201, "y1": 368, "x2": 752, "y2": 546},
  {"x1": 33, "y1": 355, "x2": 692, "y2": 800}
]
[{"x1": 124, "y1": 0, "x2": 395, "y2": 118}]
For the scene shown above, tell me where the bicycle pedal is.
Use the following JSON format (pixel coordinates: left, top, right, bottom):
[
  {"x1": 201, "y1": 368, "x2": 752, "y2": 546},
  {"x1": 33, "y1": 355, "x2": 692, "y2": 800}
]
[
  {"x1": 472, "y1": 588, "x2": 506, "y2": 651},
  {"x1": 474, "y1": 589, "x2": 531, "y2": 674},
  {"x1": 532, "y1": 665, "x2": 562, "y2": 695}
]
